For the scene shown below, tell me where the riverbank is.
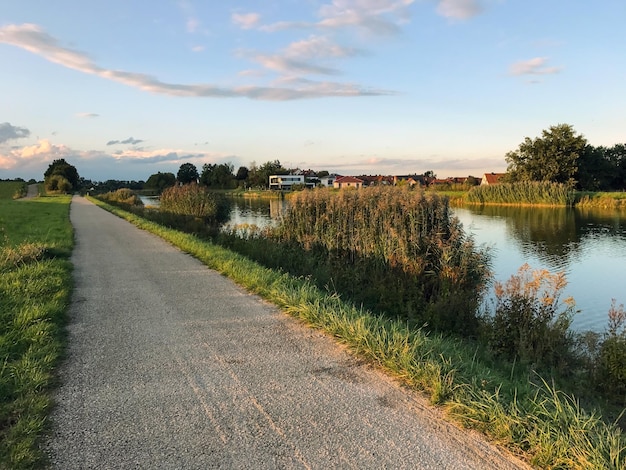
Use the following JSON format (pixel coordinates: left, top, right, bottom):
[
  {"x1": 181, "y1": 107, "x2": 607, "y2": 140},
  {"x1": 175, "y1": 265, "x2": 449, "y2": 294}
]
[{"x1": 88, "y1": 195, "x2": 625, "y2": 469}]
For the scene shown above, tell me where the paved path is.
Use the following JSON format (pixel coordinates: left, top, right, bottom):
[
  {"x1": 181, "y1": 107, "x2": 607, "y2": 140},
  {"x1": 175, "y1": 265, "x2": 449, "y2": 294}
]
[
  {"x1": 25, "y1": 183, "x2": 39, "y2": 198},
  {"x1": 44, "y1": 196, "x2": 528, "y2": 469}
]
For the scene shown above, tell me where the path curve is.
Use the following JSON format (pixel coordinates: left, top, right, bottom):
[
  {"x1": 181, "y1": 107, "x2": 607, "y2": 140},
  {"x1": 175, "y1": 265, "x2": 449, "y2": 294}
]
[{"x1": 44, "y1": 196, "x2": 529, "y2": 469}]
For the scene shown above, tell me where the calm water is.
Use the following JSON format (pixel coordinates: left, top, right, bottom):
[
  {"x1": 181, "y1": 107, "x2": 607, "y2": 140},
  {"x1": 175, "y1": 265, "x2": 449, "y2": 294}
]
[{"x1": 148, "y1": 196, "x2": 626, "y2": 332}]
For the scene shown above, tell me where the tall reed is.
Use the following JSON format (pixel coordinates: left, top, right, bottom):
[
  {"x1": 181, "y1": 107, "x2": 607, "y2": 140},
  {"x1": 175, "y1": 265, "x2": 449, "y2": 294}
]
[
  {"x1": 159, "y1": 183, "x2": 229, "y2": 222},
  {"x1": 271, "y1": 187, "x2": 490, "y2": 334},
  {"x1": 466, "y1": 181, "x2": 575, "y2": 206},
  {"x1": 97, "y1": 188, "x2": 143, "y2": 206}
]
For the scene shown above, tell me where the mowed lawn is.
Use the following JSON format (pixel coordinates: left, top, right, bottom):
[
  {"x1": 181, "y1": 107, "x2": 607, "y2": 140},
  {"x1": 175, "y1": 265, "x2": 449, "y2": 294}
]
[{"x1": 0, "y1": 187, "x2": 73, "y2": 469}]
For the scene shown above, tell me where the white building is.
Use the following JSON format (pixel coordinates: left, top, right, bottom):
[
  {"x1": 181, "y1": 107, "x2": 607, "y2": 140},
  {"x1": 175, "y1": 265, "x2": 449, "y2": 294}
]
[{"x1": 269, "y1": 174, "x2": 306, "y2": 190}]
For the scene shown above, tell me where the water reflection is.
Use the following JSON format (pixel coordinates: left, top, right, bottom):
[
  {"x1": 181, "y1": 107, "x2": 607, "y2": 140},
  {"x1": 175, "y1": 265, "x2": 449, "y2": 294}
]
[
  {"x1": 462, "y1": 205, "x2": 581, "y2": 272},
  {"x1": 454, "y1": 205, "x2": 626, "y2": 332}
]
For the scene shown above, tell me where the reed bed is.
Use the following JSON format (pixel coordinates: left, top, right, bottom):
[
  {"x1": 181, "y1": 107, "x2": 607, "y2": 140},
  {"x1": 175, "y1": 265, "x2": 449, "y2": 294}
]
[
  {"x1": 96, "y1": 188, "x2": 143, "y2": 207},
  {"x1": 466, "y1": 181, "x2": 575, "y2": 206},
  {"x1": 576, "y1": 194, "x2": 626, "y2": 210},
  {"x1": 271, "y1": 186, "x2": 490, "y2": 335},
  {"x1": 160, "y1": 183, "x2": 229, "y2": 221}
]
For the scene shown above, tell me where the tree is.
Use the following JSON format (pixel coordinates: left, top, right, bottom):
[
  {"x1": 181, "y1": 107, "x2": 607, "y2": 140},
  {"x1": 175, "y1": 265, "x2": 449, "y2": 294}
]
[
  {"x1": 145, "y1": 172, "x2": 176, "y2": 192},
  {"x1": 576, "y1": 145, "x2": 614, "y2": 191},
  {"x1": 200, "y1": 163, "x2": 235, "y2": 188},
  {"x1": 44, "y1": 159, "x2": 79, "y2": 191},
  {"x1": 177, "y1": 163, "x2": 199, "y2": 184},
  {"x1": 505, "y1": 124, "x2": 587, "y2": 185},
  {"x1": 235, "y1": 166, "x2": 249, "y2": 181},
  {"x1": 605, "y1": 144, "x2": 626, "y2": 190},
  {"x1": 248, "y1": 160, "x2": 287, "y2": 189}
]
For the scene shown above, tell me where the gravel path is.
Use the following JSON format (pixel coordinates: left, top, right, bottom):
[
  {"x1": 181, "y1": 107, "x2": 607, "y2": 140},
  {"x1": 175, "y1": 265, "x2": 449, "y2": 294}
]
[{"x1": 44, "y1": 196, "x2": 529, "y2": 469}]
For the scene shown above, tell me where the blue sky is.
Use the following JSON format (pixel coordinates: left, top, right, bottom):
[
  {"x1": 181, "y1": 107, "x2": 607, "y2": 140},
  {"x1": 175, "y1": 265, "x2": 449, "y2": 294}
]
[{"x1": 1, "y1": 0, "x2": 624, "y2": 182}]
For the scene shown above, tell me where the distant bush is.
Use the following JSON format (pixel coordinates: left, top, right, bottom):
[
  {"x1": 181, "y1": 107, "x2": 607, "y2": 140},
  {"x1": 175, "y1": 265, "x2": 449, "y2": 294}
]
[
  {"x1": 0, "y1": 181, "x2": 27, "y2": 200},
  {"x1": 160, "y1": 184, "x2": 229, "y2": 223},
  {"x1": 44, "y1": 175, "x2": 72, "y2": 194},
  {"x1": 12, "y1": 183, "x2": 27, "y2": 199},
  {"x1": 466, "y1": 181, "x2": 575, "y2": 206},
  {"x1": 97, "y1": 188, "x2": 143, "y2": 207}
]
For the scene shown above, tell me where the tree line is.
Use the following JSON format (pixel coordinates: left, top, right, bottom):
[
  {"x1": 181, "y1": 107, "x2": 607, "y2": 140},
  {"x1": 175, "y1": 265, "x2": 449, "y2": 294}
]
[
  {"x1": 145, "y1": 160, "x2": 302, "y2": 193},
  {"x1": 41, "y1": 124, "x2": 625, "y2": 195}
]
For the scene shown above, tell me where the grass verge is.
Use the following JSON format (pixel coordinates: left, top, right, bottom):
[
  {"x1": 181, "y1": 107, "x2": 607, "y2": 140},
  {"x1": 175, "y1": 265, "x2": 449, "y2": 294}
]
[
  {"x1": 89, "y1": 196, "x2": 625, "y2": 469},
  {"x1": 0, "y1": 196, "x2": 73, "y2": 469}
]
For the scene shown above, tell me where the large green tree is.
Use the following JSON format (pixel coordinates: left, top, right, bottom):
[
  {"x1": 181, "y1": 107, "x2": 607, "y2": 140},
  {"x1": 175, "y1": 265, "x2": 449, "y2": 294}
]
[
  {"x1": 44, "y1": 159, "x2": 79, "y2": 191},
  {"x1": 200, "y1": 163, "x2": 235, "y2": 188},
  {"x1": 145, "y1": 172, "x2": 176, "y2": 192},
  {"x1": 177, "y1": 163, "x2": 199, "y2": 184},
  {"x1": 505, "y1": 124, "x2": 587, "y2": 185}
]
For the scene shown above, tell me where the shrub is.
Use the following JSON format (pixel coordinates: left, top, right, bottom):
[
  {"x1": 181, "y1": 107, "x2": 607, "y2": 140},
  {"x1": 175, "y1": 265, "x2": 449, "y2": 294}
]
[
  {"x1": 160, "y1": 183, "x2": 229, "y2": 222},
  {"x1": 45, "y1": 175, "x2": 72, "y2": 193},
  {"x1": 97, "y1": 188, "x2": 143, "y2": 207},
  {"x1": 11, "y1": 183, "x2": 27, "y2": 199},
  {"x1": 483, "y1": 264, "x2": 577, "y2": 373},
  {"x1": 597, "y1": 300, "x2": 626, "y2": 401}
]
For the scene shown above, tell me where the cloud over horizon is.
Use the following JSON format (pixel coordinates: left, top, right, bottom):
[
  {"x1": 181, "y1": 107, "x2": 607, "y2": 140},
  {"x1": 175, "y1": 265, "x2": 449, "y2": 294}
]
[
  {"x1": 107, "y1": 137, "x2": 144, "y2": 146},
  {"x1": 0, "y1": 135, "x2": 240, "y2": 181}
]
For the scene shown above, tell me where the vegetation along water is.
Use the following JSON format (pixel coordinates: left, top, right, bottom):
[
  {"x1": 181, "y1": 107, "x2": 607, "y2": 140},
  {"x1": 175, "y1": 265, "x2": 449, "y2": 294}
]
[{"x1": 93, "y1": 184, "x2": 626, "y2": 469}]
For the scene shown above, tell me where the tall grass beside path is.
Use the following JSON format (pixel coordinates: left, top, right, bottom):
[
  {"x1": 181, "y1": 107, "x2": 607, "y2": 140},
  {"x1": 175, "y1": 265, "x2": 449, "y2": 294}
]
[
  {"x1": 89, "y1": 196, "x2": 625, "y2": 469},
  {"x1": 0, "y1": 196, "x2": 73, "y2": 469}
]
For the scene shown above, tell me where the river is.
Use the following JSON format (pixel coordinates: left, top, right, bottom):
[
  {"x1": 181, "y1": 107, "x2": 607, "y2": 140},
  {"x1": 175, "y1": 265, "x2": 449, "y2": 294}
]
[{"x1": 143, "y1": 195, "x2": 626, "y2": 332}]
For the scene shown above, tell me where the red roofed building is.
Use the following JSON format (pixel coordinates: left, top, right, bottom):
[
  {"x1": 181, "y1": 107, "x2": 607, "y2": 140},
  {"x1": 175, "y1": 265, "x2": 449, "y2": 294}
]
[
  {"x1": 333, "y1": 176, "x2": 364, "y2": 189},
  {"x1": 481, "y1": 172, "x2": 507, "y2": 185}
]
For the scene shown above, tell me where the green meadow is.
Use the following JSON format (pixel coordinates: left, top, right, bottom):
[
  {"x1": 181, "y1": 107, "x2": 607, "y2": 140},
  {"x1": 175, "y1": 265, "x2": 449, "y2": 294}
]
[{"x1": 0, "y1": 185, "x2": 73, "y2": 469}]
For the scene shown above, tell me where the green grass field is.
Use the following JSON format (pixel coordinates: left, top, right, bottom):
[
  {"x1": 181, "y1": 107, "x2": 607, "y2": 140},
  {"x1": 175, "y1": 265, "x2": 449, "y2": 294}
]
[
  {"x1": 0, "y1": 191, "x2": 73, "y2": 469},
  {"x1": 0, "y1": 181, "x2": 27, "y2": 200}
]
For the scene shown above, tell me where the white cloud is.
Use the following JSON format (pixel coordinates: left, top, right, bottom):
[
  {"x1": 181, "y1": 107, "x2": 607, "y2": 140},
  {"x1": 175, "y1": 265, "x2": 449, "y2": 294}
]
[
  {"x1": 248, "y1": 53, "x2": 341, "y2": 76},
  {"x1": 261, "y1": 0, "x2": 415, "y2": 35},
  {"x1": 232, "y1": 12, "x2": 261, "y2": 30},
  {"x1": 0, "y1": 23, "x2": 391, "y2": 101},
  {"x1": 509, "y1": 57, "x2": 562, "y2": 76},
  {"x1": 76, "y1": 112, "x2": 99, "y2": 118},
  {"x1": 0, "y1": 139, "x2": 72, "y2": 174},
  {"x1": 436, "y1": 0, "x2": 483, "y2": 20},
  {"x1": 285, "y1": 35, "x2": 361, "y2": 59},
  {"x1": 242, "y1": 35, "x2": 364, "y2": 78}
]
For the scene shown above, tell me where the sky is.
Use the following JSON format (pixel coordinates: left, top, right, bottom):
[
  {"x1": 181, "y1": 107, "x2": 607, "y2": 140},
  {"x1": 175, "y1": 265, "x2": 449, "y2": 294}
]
[{"x1": 1, "y1": 1, "x2": 624, "y2": 182}]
